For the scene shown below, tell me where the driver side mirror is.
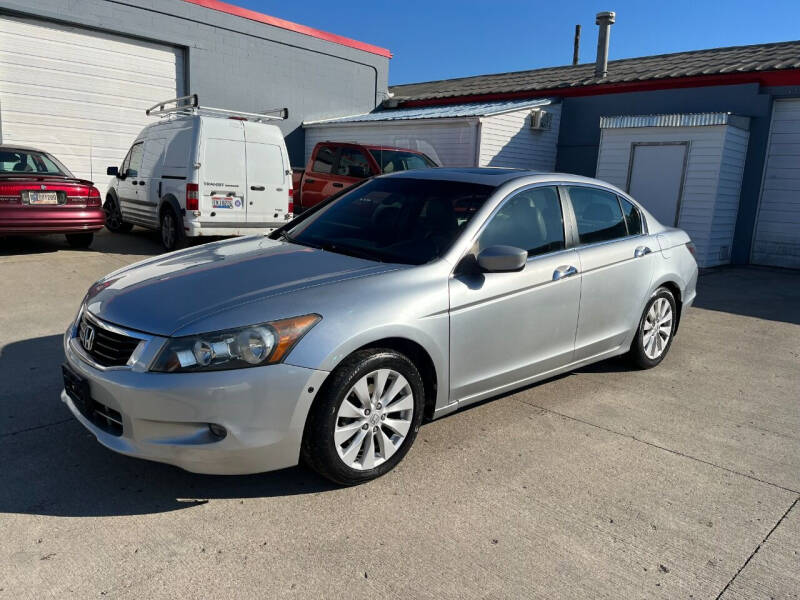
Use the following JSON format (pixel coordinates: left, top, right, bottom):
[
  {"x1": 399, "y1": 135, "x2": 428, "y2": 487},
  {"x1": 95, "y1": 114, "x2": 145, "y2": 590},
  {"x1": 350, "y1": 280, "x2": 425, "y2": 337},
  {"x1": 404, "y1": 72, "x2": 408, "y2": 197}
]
[
  {"x1": 106, "y1": 166, "x2": 119, "y2": 177},
  {"x1": 477, "y1": 245, "x2": 527, "y2": 273}
]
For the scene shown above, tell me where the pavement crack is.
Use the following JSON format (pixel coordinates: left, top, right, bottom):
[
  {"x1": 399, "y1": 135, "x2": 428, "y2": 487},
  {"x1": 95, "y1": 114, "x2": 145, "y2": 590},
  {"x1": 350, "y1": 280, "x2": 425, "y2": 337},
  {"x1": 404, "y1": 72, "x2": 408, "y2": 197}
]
[
  {"x1": 713, "y1": 496, "x2": 799, "y2": 600},
  {"x1": 516, "y1": 398, "x2": 800, "y2": 495},
  {"x1": 0, "y1": 418, "x2": 73, "y2": 439}
]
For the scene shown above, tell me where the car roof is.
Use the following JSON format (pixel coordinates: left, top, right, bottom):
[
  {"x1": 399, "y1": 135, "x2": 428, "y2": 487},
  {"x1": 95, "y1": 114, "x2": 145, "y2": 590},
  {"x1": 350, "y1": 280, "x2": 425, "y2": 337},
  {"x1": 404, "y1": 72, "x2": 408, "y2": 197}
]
[
  {"x1": 0, "y1": 144, "x2": 47, "y2": 154},
  {"x1": 379, "y1": 167, "x2": 609, "y2": 188}
]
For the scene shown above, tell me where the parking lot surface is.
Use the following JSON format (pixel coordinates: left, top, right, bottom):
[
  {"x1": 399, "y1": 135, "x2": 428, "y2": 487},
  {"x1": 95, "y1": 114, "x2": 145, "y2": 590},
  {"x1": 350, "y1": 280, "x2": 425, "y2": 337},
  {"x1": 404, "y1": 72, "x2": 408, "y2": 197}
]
[{"x1": 1, "y1": 231, "x2": 798, "y2": 599}]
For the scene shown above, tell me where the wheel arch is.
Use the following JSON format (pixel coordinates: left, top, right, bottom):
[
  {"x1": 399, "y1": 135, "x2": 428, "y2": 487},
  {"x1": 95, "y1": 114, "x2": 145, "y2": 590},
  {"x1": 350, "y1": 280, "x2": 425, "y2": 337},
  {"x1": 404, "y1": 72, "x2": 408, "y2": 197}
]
[
  {"x1": 158, "y1": 194, "x2": 182, "y2": 218},
  {"x1": 654, "y1": 279, "x2": 683, "y2": 333}
]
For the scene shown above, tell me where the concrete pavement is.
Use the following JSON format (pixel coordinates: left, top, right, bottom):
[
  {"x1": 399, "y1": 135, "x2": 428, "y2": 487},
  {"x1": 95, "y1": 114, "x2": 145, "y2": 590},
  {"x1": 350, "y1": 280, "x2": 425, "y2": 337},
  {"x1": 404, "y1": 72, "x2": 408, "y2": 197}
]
[{"x1": 1, "y1": 230, "x2": 798, "y2": 599}]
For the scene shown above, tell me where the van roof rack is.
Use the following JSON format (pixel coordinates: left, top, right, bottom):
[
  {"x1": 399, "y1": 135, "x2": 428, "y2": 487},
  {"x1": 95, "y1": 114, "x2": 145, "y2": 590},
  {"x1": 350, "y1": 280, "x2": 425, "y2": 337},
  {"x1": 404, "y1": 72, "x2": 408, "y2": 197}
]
[{"x1": 145, "y1": 94, "x2": 288, "y2": 121}]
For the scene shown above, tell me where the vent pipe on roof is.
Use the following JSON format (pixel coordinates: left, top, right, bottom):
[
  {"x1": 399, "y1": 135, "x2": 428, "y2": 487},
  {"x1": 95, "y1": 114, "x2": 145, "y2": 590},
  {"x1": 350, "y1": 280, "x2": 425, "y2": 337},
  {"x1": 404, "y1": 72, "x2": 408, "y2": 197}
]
[
  {"x1": 594, "y1": 11, "x2": 615, "y2": 79},
  {"x1": 573, "y1": 25, "x2": 581, "y2": 66}
]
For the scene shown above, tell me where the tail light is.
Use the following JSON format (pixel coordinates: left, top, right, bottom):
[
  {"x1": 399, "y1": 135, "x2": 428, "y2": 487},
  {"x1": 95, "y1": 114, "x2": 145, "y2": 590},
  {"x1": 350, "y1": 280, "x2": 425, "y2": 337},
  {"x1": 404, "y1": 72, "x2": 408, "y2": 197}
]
[
  {"x1": 686, "y1": 241, "x2": 697, "y2": 258},
  {"x1": 186, "y1": 183, "x2": 199, "y2": 211},
  {"x1": 287, "y1": 187, "x2": 294, "y2": 214},
  {"x1": 87, "y1": 186, "x2": 101, "y2": 207},
  {"x1": 0, "y1": 183, "x2": 24, "y2": 204}
]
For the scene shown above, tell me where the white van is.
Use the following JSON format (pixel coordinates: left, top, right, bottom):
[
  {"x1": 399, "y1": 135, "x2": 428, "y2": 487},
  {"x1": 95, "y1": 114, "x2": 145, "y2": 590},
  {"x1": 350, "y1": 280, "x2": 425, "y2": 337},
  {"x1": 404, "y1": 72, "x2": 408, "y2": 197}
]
[{"x1": 105, "y1": 95, "x2": 293, "y2": 250}]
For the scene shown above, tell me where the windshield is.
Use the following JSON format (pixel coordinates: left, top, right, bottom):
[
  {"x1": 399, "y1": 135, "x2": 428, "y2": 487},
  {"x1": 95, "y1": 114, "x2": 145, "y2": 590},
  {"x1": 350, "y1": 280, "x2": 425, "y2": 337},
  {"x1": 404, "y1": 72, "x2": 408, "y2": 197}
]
[
  {"x1": 284, "y1": 178, "x2": 495, "y2": 265},
  {"x1": 369, "y1": 149, "x2": 438, "y2": 173},
  {"x1": 0, "y1": 149, "x2": 72, "y2": 176}
]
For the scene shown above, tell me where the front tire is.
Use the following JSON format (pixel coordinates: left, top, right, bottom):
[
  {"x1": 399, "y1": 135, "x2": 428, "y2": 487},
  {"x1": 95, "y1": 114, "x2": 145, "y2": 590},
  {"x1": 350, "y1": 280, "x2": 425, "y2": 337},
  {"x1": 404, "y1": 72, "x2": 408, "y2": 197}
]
[
  {"x1": 628, "y1": 287, "x2": 677, "y2": 369},
  {"x1": 104, "y1": 195, "x2": 133, "y2": 233},
  {"x1": 301, "y1": 349, "x2": 425, "y2": 485},
  {"x1": 65, "y1": 233, "x2": 94, "y2": 249},
  {"x1": 160, "y1": 207, "x2": 185, "y2": 252}
]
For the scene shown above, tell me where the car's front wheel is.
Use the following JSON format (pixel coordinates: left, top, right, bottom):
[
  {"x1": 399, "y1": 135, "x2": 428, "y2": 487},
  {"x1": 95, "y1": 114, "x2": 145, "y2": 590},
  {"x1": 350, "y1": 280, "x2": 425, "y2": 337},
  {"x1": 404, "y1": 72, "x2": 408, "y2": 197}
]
[
  {"x1": 104, "y1": 196, "x2": 133, "y2": 233},
  {"x1": 301, "y1": 349, "x2": 425, "y2": 485},
  {"x1": 628, "y1": 287, "x2": 677, "y2": 369}
]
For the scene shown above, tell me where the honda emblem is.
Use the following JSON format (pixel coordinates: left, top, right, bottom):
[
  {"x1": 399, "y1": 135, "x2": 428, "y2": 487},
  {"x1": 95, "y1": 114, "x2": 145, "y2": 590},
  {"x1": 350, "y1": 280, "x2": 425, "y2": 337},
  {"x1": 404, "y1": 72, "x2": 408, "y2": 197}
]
[{"x1": 80, "y1": 323, "x2": 96, "y2": 352}]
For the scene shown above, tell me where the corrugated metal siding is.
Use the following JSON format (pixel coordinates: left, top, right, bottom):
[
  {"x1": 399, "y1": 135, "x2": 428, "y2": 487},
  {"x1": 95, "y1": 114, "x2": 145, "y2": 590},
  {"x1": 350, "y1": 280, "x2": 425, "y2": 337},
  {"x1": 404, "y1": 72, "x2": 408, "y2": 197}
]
[
  {"x1": 304, "y1": 98, "x2": 553, "y2": 124},
  {"x1": 600, "y1": 113, "x2": 749, "y2": 130},
  {"x1": 478, "y1": 104, "x2": 561, "y2": 170},
  {"x1": 751, "y1": 98, "x2": 800, "y2": 268},
  {"x1": 596, "y1": 125, "x2": 745, "y2": 267},
  {"x1": 303, "y1": 120, "x2": 478, "y2": 167},
  {"x1": 709, "y1": 126, "x2": 749, "y2": 266}
]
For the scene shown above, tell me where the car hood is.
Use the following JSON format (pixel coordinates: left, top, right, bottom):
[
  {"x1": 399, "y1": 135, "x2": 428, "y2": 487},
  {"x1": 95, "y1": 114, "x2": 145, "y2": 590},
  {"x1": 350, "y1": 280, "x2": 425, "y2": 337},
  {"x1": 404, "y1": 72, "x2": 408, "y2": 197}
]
[{"x1": 84, "y1": 236, "x2": 397, "y2": 336}]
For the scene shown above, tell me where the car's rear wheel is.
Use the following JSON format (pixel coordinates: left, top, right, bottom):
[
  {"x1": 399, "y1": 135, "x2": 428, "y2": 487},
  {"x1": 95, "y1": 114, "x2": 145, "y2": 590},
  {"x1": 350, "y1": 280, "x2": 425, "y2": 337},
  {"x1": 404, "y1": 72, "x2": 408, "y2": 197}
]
[
  {"x1": 160, "y1": 207, "x2": 185, "y2": 252},
  {"x1": 104, "y1": 196, "x2": 133, "y2": 233},
  {"x1": 628, "y1": 287, "x2": 677, "y2": 369},
  {"x1": 65, "y1": 233, "x2": 94, "y2": 249},
  {"x1": 301, "y1": 349, "x2": 424, "y2": 485}
]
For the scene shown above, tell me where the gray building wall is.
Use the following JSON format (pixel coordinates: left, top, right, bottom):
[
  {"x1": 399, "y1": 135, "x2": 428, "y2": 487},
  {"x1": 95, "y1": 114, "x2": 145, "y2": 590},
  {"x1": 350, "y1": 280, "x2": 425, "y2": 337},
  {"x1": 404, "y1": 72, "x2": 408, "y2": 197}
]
[
  {"x1": 555, "y1": 83, "x2": 780, "y2": 264},
  {"x1": 0, "y1": 0, "x2": 390, "y2": 165}
]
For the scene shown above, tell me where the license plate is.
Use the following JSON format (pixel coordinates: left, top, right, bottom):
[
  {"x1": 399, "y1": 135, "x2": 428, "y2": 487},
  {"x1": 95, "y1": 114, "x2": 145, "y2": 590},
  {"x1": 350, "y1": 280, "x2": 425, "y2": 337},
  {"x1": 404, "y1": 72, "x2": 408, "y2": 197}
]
[
  {"x1": 28, "y1": 191, "x2": 59, "y2": 205},
  {"x1": 212, "y1": 197, "x2": 234, "y2": 209},
  {"x1": 62, "y1": 363, "x2": 91, "y2": 415}
]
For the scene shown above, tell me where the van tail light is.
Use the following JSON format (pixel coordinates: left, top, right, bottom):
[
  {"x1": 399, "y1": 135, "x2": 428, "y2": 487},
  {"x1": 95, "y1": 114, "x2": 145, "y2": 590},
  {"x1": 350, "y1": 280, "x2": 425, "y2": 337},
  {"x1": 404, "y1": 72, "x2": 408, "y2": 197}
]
[
  {"x1": 87, "y1": 186, "x2": 101, "y2": 207},
  {"x1": 287, "y1": 187, "x2": 294, "y2": 213},
  {"x1": 186, "y1": 183, "x2": 199, "y2": 211},
  {"x1": 0, "y1": 183, "x2": 24, "y2": 204},
  {"x1": 686, "y1": 241, "x2": 697, "y2": 258}
]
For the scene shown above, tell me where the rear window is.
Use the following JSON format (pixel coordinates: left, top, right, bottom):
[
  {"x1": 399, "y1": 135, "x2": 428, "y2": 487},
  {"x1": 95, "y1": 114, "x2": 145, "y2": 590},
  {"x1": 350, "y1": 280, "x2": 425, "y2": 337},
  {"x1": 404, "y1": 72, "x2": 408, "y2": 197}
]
[
  {"x1": 312, "y1": 146, "x2": 336, "y2": 174},
  {"x1": 369, "y1": 149, "x2": 437, "y2": 173},
  {"x1": 0, "y1": 149, "x2": 71, "y2": 176}
]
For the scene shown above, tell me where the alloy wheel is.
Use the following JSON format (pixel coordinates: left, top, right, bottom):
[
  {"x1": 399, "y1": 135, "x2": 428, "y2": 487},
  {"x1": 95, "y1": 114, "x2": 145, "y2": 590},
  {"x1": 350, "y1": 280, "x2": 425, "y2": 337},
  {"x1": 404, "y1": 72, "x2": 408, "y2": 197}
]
[
  {"x1": 161, "y1": 213, "x2": 175, "y2": 249},
  {"x1": 642, "y1": 297, "x2": 673, "y2": 360},
  {"x1": 334, "y1": 368, "x2": 414, "y2": 471}
]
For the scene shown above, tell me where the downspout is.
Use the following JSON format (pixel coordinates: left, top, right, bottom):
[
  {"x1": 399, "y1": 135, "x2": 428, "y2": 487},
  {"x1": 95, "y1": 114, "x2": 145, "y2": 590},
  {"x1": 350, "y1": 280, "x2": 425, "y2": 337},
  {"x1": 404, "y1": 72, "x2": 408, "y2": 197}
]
[{"x1": 474, "y1": 118, "x2": 483, "y2": 167}]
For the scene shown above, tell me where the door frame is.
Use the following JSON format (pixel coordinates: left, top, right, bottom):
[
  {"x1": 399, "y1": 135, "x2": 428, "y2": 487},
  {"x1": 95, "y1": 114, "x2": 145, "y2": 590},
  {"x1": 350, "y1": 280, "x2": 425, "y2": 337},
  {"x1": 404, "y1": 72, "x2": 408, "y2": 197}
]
[{"x1": 625, "y1": 141, "x2": 690, "y2": 227}]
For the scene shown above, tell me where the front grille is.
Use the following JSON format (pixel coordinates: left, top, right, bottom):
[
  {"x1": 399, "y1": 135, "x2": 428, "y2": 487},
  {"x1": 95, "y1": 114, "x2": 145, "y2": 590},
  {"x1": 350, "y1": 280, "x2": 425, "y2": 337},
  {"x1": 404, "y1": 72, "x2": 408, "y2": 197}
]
[{"x1": 79, "y1": 314, "x2": 142, "y2": 367}]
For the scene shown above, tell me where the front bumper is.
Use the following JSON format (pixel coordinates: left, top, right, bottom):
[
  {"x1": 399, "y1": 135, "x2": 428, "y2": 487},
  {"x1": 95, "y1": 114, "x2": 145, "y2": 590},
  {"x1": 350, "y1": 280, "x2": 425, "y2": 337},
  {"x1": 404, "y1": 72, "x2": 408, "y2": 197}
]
[
  {"x1": 62, "y1": 320, "x2": 328, "y2": 474},
  {"x1": 0, "y1": 206, "x2": 105, "y2": 234}
]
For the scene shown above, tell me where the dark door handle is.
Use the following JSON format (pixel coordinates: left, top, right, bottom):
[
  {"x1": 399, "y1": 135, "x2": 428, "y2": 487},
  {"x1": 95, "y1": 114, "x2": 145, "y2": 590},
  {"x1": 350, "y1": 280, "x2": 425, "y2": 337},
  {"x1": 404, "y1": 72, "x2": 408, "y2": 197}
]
[
  {"x1": 332, "y1": 182, "x2": 344, "y2": 188},
  {"x1": 250, "y1": 185, "x2": 265, "y2": 191},
  {"x1": 305, "y1": 178, "x2": 316, "y2": 184},
  {"x1": 138, "y1": 181, "x2": 145, "y2": 186},
  {"x1": 131, "y1": 181, "x2": 138, "y2": 185}
]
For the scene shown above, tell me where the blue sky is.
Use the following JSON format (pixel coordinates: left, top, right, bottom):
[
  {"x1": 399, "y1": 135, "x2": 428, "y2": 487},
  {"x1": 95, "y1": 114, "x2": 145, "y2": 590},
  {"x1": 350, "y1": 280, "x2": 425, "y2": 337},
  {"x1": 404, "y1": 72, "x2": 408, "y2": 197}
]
[{"x1": 237, "y1": 0, "x2": 800, "y2": 85}]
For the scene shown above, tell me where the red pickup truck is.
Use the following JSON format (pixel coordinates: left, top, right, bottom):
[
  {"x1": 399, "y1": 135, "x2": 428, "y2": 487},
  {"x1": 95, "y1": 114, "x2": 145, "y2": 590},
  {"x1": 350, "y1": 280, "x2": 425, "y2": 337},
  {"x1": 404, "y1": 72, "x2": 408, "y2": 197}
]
[{"x1": 292, "y1": 142, "x2": 438, "y2": 210}]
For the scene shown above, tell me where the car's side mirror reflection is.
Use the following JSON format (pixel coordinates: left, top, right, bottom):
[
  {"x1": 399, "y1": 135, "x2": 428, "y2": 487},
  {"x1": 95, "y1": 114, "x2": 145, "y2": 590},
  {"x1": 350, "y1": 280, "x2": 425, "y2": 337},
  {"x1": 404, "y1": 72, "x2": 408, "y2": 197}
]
[
  {"x1": 477, "y1": 245, "x2": 527, "y2": 273},
  {"x1": 106, "y1": 166, "x2": 119, "y2": 177}
]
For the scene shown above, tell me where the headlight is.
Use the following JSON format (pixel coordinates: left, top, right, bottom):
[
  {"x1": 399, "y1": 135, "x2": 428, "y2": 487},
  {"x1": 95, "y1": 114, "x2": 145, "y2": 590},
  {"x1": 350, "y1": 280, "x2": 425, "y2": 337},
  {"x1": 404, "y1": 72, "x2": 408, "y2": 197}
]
[{"x1": 150, "y1": 314, "x2": 321, "y2": 372}]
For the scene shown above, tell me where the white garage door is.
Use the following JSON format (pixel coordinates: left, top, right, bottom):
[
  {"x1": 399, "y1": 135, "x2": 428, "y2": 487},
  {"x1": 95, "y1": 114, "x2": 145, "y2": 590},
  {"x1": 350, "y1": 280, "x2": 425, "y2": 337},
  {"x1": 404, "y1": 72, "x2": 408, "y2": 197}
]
[
  {"x1": 0, "y1": 15, "x2": 183, "y2": 188},
  {"x1": 752, "y1": 98, "x2": 800, "y2": 268}
]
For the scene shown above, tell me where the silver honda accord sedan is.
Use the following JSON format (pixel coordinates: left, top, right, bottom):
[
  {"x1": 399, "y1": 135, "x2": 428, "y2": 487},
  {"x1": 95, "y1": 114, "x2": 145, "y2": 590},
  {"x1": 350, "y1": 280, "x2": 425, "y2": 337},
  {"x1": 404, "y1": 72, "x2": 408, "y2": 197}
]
[{"x1": 62, "y1": 169, "x2": 698, "y2": 484}]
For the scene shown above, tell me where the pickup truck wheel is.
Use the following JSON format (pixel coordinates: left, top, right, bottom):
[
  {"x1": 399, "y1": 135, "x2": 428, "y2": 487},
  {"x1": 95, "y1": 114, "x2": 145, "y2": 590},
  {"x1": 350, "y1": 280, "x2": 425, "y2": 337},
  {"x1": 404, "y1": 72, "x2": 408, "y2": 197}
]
[{"x1": 160, "y1": 208, "x2": 185, "y2": 252}]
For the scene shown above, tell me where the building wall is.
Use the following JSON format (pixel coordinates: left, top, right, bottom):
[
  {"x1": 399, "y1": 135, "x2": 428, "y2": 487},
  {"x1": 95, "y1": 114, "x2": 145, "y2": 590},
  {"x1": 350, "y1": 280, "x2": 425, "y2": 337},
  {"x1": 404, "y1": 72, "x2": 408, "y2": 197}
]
[
  {"x1": 0, "y1": 0, "x2": 389, "y2": 165},
  {"x1": 478, "y1": 104, "x2": 561, "y2": 170},
  {"x1": 556, "y1": 83, "x2": 774, "y2": 263},
  {"x1": 303, "y1": 120, "x2": 479, "y2": 167},
  {"x1": 596, "y1": 124, "x2": 751, "y2": 267}
]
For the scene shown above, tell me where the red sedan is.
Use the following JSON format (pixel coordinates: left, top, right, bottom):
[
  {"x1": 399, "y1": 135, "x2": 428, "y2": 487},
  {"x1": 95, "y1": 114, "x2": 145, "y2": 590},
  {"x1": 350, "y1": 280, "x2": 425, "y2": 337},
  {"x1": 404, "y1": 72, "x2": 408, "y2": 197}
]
[{"x1": 0, "y1": 145, "x2": 105, "y2": 248}]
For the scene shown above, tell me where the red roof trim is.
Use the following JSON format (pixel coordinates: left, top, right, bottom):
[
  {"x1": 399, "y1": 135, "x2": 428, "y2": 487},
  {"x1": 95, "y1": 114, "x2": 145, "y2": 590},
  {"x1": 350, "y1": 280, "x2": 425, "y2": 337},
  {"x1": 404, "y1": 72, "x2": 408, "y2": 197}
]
[
  {"x1": 397, "y1": 69, "x2": 800, "y2": 107},
  {"x1": 180, "y1": 0, "x2": 392, "y2": 58}
]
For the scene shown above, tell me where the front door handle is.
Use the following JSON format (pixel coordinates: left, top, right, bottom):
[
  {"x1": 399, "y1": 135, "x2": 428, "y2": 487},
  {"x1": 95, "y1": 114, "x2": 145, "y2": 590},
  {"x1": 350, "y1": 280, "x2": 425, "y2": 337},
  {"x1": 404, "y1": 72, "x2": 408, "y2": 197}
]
[
  {"x1": 305, "y1": 178, "x2": 316, "y2": 184},
  {"x1": 634, "y1": 246, "x2": 652, "y2": 258},
  {"x1": 332, "y1": 182, "x2": 344, "y2": 188},
  {"x1": 250, "y1": 185, "x2": 265, "y2": 191},
  {"x1": 553, "y1": 265, "x2": 579, "y2": 281}
]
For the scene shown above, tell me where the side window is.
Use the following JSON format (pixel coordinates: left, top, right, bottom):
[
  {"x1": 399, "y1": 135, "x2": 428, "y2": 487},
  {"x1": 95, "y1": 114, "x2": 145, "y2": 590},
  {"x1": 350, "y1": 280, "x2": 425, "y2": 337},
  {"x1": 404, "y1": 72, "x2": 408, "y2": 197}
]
[
  {"x1": 311, "y1": 145, "x2": 336, "y2": 174},
  {"x1": 478, "y1": 186, "x2": 565, "y2": 257},
  {"x1": 568, "y1": 187, "x2": 628, "y2": 245},
  {"x1": 126, "y1": 143, "x2": 144, "y2": 178},
  {"x1": 336, "y1": 147, "x2": 372, "y2": 178},
  {"x1": 619, "y1": 196, "x2": 644, "y2": 235},
  {"x1": 120, "y1": 148, "x2": 132, "y2": 174}
]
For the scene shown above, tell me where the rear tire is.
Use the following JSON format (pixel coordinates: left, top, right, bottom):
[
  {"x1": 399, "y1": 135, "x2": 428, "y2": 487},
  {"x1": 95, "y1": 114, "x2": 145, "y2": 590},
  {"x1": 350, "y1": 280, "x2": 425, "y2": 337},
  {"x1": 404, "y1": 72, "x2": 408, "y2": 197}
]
[
  {"x1": 628, "y1": 287, "x2": 677, "y2": 369},
  {"x1": 301, "y1": 349, "x2": 425, "y2": 486},
  {"x1": 104, "y1": 196, "x2": 133, "y2": 233},
  {"x1": 65, "y1": 233, "x2": 94, "y2": 249},
  {"x1": 160, "y1": 207, "x2": 185, "y2": 252}
]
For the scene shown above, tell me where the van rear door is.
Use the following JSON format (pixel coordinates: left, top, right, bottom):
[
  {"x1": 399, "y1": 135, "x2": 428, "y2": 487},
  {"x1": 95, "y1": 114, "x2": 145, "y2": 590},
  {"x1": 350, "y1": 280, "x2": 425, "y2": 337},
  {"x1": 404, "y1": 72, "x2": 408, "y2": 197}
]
[
  {"x1": 243, "y1": 121, "x2": 289, "y2": 228},
  {"x1": 200, "y1": 119, "x2": 246, "y2": 227}
]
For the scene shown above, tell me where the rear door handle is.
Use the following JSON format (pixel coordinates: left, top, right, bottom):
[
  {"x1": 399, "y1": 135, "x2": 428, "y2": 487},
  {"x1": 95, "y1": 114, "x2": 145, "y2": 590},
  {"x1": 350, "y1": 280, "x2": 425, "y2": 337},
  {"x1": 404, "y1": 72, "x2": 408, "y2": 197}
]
[
  {"x1": 553, "y1": 265, "x2": 579, "y2": 281},
  {"x1": 332, "y1": 182, "x2": 344, "y2": 188},
  {"x1": 634, "y1": 246, "x2": 652, "y2": 258},
  {"x1": 138, "y1": 181, "x2": 145, "y2": 186},
  {"x1": 250, "y1": 185, "x2": 265, "y2": 191}
]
